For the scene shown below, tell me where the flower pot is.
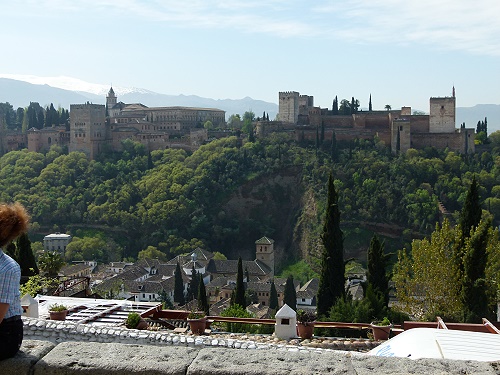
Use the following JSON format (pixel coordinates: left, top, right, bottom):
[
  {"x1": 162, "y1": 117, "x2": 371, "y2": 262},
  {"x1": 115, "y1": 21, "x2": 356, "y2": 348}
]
[
  {"x1": 49, "y1": 310, "x2": 68, "y2": 321},
  {"x1": 187, "y1": 317, "x2": 207, "y2": 335},
  {"x1": 371, "y1": 324, "x2": 391, "y2": 341},
  {"x1": 136, "y1": 319, "x2": 148, "y2": 330},
  {"x1": 297, "y1": 322, "x2": 315, "y2": 339}
]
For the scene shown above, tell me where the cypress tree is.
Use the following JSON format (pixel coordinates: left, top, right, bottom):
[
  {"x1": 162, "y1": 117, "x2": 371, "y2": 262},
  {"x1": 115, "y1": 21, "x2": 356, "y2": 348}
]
[
  {"x1": 188, "y1": 265, "x2": 199, "y2": 301},
  {"x1": 317, "y1": 174, "x2": 345, "y2": 317},
  {"x1": 369, "y1": 94, "x2": 372, "y2": 111},
  {"x1": 366, "y1": 235, "x2": 388, "y2": 305},
  {"x1": 5, "y1": 242, "x2": 17, "y2": 261},
  {"x1": 174, "y1": 262, "x2": 185, "y2": 305},
  {"x1": 462, "y1": 217, "x2": 490, "y2": 322},
  {"x1": 16, "y1": 233, "x2": 39, "y2": 277},
  {"x1": 330, "y1": 131, "x2": 338, "y2": 162},
  {"x1": 197, "y1": 273, "x2": 209, "y2": 315},
  {"x1": 234, "y1": 257, "x2": 246, "y2": 307},
  {"x1": 283, "y1": 275, "x2": 297, "y2": 310},
  {"x1": 460, "y1": 176, "x2": 481, "y2": 240},
  {"x1": 269, "y1": 280, "x2": 278, "y2": 310},
  {"x1": 332, "y1": 96, "x2": 339, "y2": 115}
]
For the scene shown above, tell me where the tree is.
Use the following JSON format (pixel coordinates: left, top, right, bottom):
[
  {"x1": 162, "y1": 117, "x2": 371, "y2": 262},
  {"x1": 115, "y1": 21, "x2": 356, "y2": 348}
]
[
  {"x1": 283, "y1": 275, "x2": 297, "y2": 310},
  {"x1": 330, "y1": 131, "x2": 338, "y2": 162},
  {"x1": 339, "y1": 99, "x2": 351, "y2": 115},
  {"x1": 366, "y1": 234, "x2": 388, "y2": 305},
  {"x1": 351, "y1": 97, "x2": 360, "y2": 113},
  {"x1": 203, "y1": 120, "x2": 213, "y2": 130},
  {"x1": 459, "y1": 176, "x2": 482, "y2": 247},
  {"x1": 38, "y1": 251, "x2": 65, "y2": 278},
  {"x1": 369, "y1": 94, "x2": 372, "y2": 111},
  {"x1": 384, "y1": 104, "x2": 392, "y2": 111},
  {"x1": 188, "y1": 265, "x2": 199, "y2": 301},
  {"x1": 174, "y1": 262, "x2": 185, "y2": 305},
  {"x1": 462, "y1": 217, "x2": 491, "y2": 322},
  {"x1": 197, "y1": 273, "x2": 209, "y2": 315},
  {"x1": 332, "y1": 96, "x2": 338, "y2": 115},
  {"x1": 317, "y1": 174, "x2": 345, "y2": 317},
  {"x1": 393, "y1": 220, "x2": 462, "y2": 321},
  {"x1": 16, "y1": 233, "x2": 39, "y2": 277},
  {"x1": 234, "y1": 256, "x2": 246, "y2": 307},
  {"x1": 269, "y1": 280, "x2": 278, "y2": 310},
  {"x1": 5, "y1": 242, "x2": 17, "y2": 261},
  {"x1": 137, "y1": 246, "x2": 167, "y2": 262}
]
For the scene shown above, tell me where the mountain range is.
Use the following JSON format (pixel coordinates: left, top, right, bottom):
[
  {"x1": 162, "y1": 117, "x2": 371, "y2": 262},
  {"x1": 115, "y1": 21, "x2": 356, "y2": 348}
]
[{"x1": 1, "y1": 77, "x2": 499, "y2": 133}]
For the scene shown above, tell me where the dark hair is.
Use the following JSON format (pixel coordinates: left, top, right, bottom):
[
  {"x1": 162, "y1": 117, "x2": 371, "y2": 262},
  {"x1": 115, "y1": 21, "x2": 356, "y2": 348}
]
[{"x1": 0, "y1": 203, "x2": 30, "y2": 247}]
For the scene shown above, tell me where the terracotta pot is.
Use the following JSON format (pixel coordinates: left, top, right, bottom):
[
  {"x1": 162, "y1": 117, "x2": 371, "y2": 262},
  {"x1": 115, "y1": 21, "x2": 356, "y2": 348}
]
[
  {"x1": 187, "y1": 317, "x2": 207, "y2": 335},
  {"x1": 371, "y1": 324, "x2": 391, "y2": 341},
  {"x1": 49, "y1": 310, "x2": 68, "y2": 321},
  {"x1": 136, "y1": 319, "x2": 148, "y2": 330},
  {"x1": 297, "y1": 322, "x2": 315, "y2": 339}
]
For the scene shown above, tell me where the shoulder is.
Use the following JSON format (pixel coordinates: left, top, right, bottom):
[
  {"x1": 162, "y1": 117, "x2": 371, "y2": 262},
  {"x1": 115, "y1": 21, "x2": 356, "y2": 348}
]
[{"x1": 0, "y1": 253, "x2": 20, "y2": 275}]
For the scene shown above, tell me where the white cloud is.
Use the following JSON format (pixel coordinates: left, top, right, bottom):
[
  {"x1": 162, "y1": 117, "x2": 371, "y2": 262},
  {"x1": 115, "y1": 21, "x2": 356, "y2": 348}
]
[{"x1": 9, "y1": 0, "x2": 500, "y2": 56}]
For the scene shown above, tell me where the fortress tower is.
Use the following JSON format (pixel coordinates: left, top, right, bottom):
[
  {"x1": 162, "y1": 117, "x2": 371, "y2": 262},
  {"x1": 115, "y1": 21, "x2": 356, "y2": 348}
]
[
  {"x1": 255, "y1": 236, "x2": 275, "y2": 277},
  {"x1": 429, "y1": 88, "x2": 456, "y2": 133},
  {"x1": 279, "y1": 92, "x2": 300, "y2": 124},
  {"x1": 69, "y1": 103, "x2": 106, "y2": 160}
]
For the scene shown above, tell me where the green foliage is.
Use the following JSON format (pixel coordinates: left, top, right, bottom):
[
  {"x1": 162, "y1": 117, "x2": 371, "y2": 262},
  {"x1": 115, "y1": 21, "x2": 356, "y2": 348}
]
[
  {"x1": 367, "y1": 235, "x2": 388, "y2": 306},
  {"x1": 38, "y1": 251, "x2": 65, "y2": 277},
  {"x1": 234, "y1": 257, "x2": 245, "y2": 308},
  {"x1": 16, "y1": 233, "x2": 39, "y2": 277},
  {"x1": 20, "y1": 273, "x2": 59, "y2": 297},
  {"x1": 49, "y1": 303, "x2": 67, "y2": 312},
  {"x1": 137, "y1": 246, "x2": 167, "y2": 262},
  {"x1": 174, "y1": 262, "x2": 185, "y2": 305},
  {"x1": 277, "y1": 260, "x2": 318, "y2": 286},
  {"x1": 220, "y1": 304, "x2": 255, "y2": 333},
  {"x1": 317, "y1": 174, "x2": 345, "y2": 317},
  {"x1": 197, "y1": 274, "x2": 209, "y2": 315},
  {"x1": 269, "y1": 280, "x2": 278, "y2": 310},
  {"x1": 283, "y1": 275, "x2": 297, "y2": 310},
  {"x1": 125, "y1": 312, "x2": 141, "y2": 329},
  {"x1": 296, "y1": 309, "x2": 316, "y2": 323}
]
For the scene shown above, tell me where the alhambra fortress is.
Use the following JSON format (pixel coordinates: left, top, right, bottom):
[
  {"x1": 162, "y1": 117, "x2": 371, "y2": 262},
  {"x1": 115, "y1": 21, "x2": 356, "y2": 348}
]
[{"x1": 1, "y1": 87, "x2": 475, "y2": 158}]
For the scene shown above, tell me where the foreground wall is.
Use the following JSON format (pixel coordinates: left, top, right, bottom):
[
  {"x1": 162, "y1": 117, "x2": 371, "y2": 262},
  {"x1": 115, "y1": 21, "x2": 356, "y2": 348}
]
[{"x1": 4, "y1": 339, "x2": 500, "y2": 375}]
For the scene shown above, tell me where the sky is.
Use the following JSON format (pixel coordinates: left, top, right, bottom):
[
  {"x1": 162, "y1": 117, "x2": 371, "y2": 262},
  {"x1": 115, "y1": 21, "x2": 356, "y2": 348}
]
[{"x1": 1, "y1": 0, "x2": 499, "y2": 112}]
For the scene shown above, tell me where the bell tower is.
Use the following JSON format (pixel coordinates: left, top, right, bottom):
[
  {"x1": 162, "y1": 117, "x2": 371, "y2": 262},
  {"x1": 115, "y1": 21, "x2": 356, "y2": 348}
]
[
  {"x1": 255, "y1": 236, "x2": 275, "y2": 277},
  {"x1": 106, "y1": 86, "x2": 117, "y2": 112}
]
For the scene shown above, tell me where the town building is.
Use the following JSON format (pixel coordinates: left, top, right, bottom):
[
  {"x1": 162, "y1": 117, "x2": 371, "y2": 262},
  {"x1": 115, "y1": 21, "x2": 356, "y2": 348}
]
[{"x1": 43, "y1": 232, "x2": 72, "y2": 254}]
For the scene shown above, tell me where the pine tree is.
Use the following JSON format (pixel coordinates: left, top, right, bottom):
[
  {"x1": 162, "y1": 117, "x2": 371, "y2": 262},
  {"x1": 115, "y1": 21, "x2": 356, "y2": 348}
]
[
  {"x1": 366, "y1": 235, "x2": 388, "y2": 305},
  {"x1": 283, "y1": 275, "x2": 297, "y2": 310},
  {"x1": 317, "y1": 174, "x2": 345, "y2": 317},
  {"x1": 16, "y1": 233, "x2": 39, "y2": 277},
  {"x1": 234, "y1": 257, "x2": 246, "y2": 307},
  {"x1": 174, "y1": 262, "x2": 185, "y2": 305},
  {"x1": 269, "y1": 280, "x2": 278, "y2": 310},
  {"x1": 197, "y1": 273, "x2": 209, "y2": 315}
]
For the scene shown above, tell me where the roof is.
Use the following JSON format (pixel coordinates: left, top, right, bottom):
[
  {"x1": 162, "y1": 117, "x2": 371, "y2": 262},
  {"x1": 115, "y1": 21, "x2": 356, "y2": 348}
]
[
  {"x1": 300, "y1": 278, "x2": 319, "y2": 293},
  {"x1": 206, "y1": 259, "x2": 271, "y2": 277},
  {"x1": 59, "y1": 263, "x2": 93, "y2": 276},
  {"x1": 255, "y1": 236, "x2": 274, "y2": 245}
]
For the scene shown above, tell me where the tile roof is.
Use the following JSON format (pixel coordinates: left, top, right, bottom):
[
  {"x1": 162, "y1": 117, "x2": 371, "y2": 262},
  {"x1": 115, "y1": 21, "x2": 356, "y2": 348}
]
[{"x1": 255, "y1": 236, "x2": 274, "y2": 245}]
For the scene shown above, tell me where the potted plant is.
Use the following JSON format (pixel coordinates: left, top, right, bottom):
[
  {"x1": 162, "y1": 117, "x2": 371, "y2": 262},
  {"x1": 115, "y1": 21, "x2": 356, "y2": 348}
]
[
  {"x1": 370, "y1": 317, "x2": 392, "y2": 341},
  {"x1": 125, "y1": 312, "x2": 148, "y2": 330},
  {"x1": 296, "y1": 309, "x2": 317, "y2": 339},
  {"x1": 49, "y1": 303, "x2": 68, "y2": 321},
  {"x1": 187, "y1": 311, "x2": 207, "y2": 335}
]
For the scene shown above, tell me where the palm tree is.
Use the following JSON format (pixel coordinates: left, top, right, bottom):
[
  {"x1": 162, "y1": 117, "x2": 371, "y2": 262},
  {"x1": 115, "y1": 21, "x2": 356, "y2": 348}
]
[
  {"x1": 384, "y1": 104, "x2": 392, "y2": 111},
  {"x1": 38, "y1": 251, "x2": 65, "y2": 277}
]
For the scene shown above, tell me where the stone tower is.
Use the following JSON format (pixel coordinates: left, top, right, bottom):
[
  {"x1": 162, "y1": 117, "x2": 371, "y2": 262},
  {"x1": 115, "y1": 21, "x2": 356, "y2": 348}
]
[
  {"x1": 278, "y1": 92, "x2": 300, "y2": 124},
  {"x1": 69, "y1": 103, "x2": 106, "y2": 160},
  {"x1": 429, "y1": 89, "x2": 456, "y2": 133},
  {"x1": 106, "y1": 87, "x2": 117, "y2": 112},
  {"x1": 255, "y1": 236, "x2": 275, "y2": 277}
]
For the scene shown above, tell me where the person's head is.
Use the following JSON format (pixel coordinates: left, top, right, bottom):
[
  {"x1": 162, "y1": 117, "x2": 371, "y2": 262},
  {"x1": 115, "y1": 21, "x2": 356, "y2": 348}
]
[{"x1": 0, "y1": 202, "x2": 30, "y2": 248}]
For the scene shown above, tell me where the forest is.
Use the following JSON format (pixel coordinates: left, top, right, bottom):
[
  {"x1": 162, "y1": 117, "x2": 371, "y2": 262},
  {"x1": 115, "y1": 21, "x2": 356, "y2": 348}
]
[{"x1": 1, "y1": 130, "x2": 500, "y2": 277}]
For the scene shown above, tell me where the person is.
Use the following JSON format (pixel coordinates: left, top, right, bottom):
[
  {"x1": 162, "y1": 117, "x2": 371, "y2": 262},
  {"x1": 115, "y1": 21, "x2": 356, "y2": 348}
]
[{"x1": 0, "y1": 202, "x2": 30, "y2": 360}]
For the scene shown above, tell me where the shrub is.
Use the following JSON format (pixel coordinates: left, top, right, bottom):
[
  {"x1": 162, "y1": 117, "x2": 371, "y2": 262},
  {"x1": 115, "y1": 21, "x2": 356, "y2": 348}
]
[
  {"x1": 125, "y1": 312, "x2": 141, "y2": 329},
  {"x1": 48, "y1": 303, "x2": 67, "y2": 312}
]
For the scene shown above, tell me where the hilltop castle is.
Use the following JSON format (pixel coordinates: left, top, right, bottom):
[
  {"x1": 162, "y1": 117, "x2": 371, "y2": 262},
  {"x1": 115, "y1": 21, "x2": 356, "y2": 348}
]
[
  {"x1": 0, "y1": 88, "x2": 226, "y2": 159},
  {"x1": 256, "y1": 88, "x2": 475, "y2": 154}
]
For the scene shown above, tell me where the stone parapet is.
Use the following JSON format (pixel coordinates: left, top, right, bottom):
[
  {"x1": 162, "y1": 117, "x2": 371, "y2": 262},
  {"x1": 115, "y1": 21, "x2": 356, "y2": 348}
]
[{"x1": 3, "y1": 339, "x2": 499, "y2": 375}]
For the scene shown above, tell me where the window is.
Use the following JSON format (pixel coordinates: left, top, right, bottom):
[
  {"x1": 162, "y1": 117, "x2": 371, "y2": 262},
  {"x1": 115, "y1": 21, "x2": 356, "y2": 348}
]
[{"x1": 281, "y1": 318, "x2": 290, "y2": 325}]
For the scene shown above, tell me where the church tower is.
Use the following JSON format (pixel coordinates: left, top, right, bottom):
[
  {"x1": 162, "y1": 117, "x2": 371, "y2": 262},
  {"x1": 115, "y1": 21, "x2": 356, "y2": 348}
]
[
  {"x1": 106, "y1": 86, "x2": 117, "y2": 112},
  {"x1": 255, "y1": 236, "x2": 275, "y2": 277}
]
